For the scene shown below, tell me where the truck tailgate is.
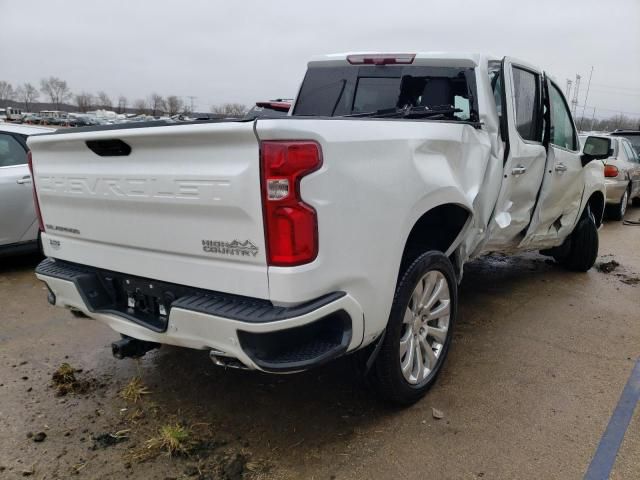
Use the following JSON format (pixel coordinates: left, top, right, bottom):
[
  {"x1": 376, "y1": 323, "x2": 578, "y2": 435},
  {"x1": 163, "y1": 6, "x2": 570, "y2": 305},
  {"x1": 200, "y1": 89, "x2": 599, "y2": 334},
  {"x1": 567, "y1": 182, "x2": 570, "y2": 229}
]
[{"x1": 28, "y1": 122, "x2": 269, "y2": 299}]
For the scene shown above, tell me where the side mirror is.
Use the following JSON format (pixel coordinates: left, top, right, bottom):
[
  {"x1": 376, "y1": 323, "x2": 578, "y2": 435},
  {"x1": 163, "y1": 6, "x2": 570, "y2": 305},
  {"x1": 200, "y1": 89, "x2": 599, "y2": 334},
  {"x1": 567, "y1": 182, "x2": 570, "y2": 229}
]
[{"x1": 581, "y1": 136, "x2": 611, "y2": 166}]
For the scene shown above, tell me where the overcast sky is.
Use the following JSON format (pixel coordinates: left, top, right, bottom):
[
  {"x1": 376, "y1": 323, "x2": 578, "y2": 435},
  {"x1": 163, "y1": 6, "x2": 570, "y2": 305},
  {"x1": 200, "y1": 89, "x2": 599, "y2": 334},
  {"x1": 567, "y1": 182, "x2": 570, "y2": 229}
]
[{"x1": 1, "y1": 0, "x2": 639, "y2": 117}]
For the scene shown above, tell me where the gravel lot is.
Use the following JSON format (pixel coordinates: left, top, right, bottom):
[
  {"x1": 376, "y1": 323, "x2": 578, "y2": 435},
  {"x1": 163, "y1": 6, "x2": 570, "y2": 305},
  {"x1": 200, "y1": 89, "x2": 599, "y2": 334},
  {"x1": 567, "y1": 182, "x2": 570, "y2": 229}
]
[{"x1": 1, "y1": 213, "x2": 639, "y2": 479}]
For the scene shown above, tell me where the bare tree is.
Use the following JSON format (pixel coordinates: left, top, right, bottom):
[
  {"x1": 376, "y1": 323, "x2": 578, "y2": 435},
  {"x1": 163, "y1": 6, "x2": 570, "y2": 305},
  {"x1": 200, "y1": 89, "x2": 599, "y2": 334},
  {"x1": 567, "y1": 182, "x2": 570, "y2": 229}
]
[
  {"x1": 16, "y1": 83, "x2": 39, "y2": 111},
  {"x1": 574, "y1": 113, "x2": 640, "y2": 133},
  {"x1": 210, "y1": 103, "x2": 248, "y2": 118},
  {"x1": 40, "y1": 76, "x2": 72, "y2": 109},
  {"x1": 165, "y1": 95, "x2": 183, "y2": 116},
  {"x1": 0, "y1": 81, "x2": 15, "y2": 103},
  {"x1": 117, "y1": 95, "x2": 128, "y2": 114},
  {"x1": 96, "y1": 91, "x2": 113, "y2": 110},
  {"x1": 75, "y1": 92, "x2": 94, "y2": 112},
  {"x1": 133, "y1": 98, "x2": 148, "y2": 115},
  {"x1": 148, "y1": 93, "x2": 166, "y2": 116}
]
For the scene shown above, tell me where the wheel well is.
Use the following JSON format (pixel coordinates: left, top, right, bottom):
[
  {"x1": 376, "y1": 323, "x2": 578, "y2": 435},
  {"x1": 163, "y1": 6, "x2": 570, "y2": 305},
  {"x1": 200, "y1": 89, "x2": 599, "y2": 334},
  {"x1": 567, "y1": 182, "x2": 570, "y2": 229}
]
[
  {"x1": 587, "y1": 191, "x2": 605, "y2": 227},
  {"x1": 400, "y1": 204, "x2": 470, "y2": 273}
]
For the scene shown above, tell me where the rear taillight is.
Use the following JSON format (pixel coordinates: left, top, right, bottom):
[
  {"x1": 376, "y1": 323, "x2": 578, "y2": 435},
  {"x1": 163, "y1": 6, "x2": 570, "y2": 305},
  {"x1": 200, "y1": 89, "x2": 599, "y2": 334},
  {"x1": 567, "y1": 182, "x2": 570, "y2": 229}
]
[
  {"x1": 27, "y1": 151, "x2": 45, "y2": 232},
  {"x1": 604, "y1": 164, "x2": 619, "y2": 178},
  {"x1": 347, "y1": 53, "x2": 415, "y2": 65},
  {"x1": 260, "y1": 141, "x2": 322, "y2": 266}
]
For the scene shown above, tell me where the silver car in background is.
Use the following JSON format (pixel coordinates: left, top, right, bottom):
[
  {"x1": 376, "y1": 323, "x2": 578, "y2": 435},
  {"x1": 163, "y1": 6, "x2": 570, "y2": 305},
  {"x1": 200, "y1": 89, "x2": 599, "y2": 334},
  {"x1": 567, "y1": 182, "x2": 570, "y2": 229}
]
[
  {"x1": 580, "y1": 134, "x2": 640, "y2": 220},
  {"x1": 0, "y1": 123, "x2": 55, "y2": 256}
]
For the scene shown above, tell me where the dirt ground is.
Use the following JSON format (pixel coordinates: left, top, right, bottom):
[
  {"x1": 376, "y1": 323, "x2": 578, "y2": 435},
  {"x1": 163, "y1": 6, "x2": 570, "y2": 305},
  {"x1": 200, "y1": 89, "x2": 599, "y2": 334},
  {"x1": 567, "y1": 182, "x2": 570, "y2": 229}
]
[{"x1": 1, "y1": 213, "x2": 639, "y2": 480}]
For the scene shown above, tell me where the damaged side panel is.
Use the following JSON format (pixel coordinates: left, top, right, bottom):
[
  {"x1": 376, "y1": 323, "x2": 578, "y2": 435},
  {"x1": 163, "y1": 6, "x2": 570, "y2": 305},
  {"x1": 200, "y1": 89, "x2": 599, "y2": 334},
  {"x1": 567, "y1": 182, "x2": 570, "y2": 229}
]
[{"x1": 257, "y1": 117, "x2": 497, "y2": 338}]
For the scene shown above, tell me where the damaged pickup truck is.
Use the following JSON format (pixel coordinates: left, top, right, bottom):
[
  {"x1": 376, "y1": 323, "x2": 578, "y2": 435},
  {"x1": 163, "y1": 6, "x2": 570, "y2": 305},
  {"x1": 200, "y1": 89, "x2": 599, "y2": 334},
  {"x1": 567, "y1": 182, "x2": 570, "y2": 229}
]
[{"x1": 29, "y1": 53, "x2": 606, "y2": 405}]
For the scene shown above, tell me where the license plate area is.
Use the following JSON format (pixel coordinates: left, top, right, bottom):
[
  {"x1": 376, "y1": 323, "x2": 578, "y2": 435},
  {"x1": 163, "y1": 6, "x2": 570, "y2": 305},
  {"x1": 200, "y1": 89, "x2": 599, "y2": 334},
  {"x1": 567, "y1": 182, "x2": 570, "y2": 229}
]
[
  {"x1": 78, "y1": 271, "x2": 193, "y2": 332},
  {"x1": 121, "y1": 277, "x2": 173, "y2": 330}
]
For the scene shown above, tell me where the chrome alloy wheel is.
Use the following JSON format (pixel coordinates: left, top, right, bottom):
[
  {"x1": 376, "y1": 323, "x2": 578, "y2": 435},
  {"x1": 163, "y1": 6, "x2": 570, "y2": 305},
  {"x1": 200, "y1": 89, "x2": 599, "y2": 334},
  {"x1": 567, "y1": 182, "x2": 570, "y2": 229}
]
[{"x1": 399, "y1": 270, "x2": 451, "y2": 384}]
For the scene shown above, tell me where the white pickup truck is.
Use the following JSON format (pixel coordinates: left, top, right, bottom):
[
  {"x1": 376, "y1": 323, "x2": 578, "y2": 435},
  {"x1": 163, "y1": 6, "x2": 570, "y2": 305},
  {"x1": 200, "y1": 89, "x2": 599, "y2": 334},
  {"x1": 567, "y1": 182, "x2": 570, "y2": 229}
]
[{"x1": 29, "y1": 53, "x2": 606, "y2": 405}]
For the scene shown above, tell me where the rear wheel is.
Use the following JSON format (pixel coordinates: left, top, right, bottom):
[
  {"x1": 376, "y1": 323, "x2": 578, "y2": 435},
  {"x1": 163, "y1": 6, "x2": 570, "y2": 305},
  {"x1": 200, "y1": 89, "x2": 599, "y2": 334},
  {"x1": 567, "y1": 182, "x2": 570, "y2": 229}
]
[
  {"x1": 553, "y1": 207, "x2": 599, "y2": 272},
  {"x1": 605, "y1": 188, "x2": 629, "y2": 221},
  {"x1": 37, "y1": 231, "x2": 44, "y2": 256},
  {"x1": 370, "y1": 251, "x2": 457, "y2": 406},
  {"x1": 632, "y1": 195, "x2": 640, "y2": 207}
]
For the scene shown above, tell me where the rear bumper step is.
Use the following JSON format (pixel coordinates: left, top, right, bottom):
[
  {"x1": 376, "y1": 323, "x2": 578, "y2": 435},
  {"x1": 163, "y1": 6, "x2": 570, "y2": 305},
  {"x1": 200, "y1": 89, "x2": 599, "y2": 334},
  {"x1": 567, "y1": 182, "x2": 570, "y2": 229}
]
[{"x1": 36, "y1": 258, "x2": 357, "y2": 372}]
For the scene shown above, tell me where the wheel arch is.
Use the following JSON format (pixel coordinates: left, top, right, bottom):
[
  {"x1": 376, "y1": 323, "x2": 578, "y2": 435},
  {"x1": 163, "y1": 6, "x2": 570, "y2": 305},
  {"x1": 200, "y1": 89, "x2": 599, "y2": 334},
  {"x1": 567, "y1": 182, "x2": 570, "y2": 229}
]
[
  {"x1": 586, "y1": 190, "x2": 605, "y2": 227},
  {"x1": 400, "y1": 203, "x2": 472, "y2": 276}
]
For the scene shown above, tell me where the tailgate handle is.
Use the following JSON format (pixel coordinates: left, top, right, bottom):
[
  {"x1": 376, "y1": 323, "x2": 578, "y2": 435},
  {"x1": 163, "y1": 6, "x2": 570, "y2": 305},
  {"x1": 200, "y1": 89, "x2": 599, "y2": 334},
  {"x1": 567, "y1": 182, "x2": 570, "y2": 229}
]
[{"x1": 86, "y1": 139, "x2": 131, "y2": 157}]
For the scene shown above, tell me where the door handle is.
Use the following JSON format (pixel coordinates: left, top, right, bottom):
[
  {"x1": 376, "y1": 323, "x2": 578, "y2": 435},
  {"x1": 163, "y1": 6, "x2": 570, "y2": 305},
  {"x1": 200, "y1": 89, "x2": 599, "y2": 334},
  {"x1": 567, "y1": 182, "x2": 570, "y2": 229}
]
[
  {"x1": 555, "y1": 163, "x2": 568, "y2": 172},
  {"x1": 16, "y1": 175, "x2": 32, "y2": 185},
  {"x1": 511, "y1": 165, "x2": 527, "y2": 176}
]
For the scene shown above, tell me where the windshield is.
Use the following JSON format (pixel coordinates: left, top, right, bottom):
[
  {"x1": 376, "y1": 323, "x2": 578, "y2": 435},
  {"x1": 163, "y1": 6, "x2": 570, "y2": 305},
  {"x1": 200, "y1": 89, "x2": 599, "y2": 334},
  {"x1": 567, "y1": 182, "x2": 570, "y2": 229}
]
[{"x1": 293, "y1": 65, "x2": 478, "y2": 122}]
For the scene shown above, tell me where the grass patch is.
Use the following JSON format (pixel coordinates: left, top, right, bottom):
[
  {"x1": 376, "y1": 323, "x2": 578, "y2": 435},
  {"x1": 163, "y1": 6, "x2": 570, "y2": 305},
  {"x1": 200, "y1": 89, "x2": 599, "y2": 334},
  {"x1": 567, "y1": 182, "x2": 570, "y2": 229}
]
[
  {"x1": 149, "y1": 424, "x2": 193, "y2": 456},
  {"x1": 52, "y1": 363, "x2": 91, "y2": 396},
  {"x1": 120, "y1": 376, "x2": 151, "y2": 403},
  {"x1": 131, "y1": 423, "x2": 197, "y2": 461}
]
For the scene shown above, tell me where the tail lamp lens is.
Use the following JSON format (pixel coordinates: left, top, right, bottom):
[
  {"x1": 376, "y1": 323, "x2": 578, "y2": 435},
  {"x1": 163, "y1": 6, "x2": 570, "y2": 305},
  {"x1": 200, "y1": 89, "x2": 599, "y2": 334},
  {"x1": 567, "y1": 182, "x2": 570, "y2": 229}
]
[
  {"x1": 604, "y1": 164, "x2": 619, "y2": 178},
  {"x1": 260, "y1": 141, "x2": 322, "y2": 266},
  {"x1": 27, "y1": 151, "x2": 45, "y2": 232}
]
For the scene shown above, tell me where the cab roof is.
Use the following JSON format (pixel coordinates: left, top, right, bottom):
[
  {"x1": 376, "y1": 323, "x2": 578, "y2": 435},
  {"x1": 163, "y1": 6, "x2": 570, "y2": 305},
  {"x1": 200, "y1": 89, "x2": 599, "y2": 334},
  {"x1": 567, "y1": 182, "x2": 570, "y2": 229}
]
[{"x1": 308, "y1": 52, "x2": 499, "y2": 68}]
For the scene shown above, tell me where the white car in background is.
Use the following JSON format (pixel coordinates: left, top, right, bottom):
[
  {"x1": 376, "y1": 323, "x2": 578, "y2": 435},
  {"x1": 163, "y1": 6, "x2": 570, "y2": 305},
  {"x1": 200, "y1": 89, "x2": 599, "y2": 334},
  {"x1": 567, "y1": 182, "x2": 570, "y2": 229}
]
[
  {"x1": 580, "y1": 134, "x2": 640, "y2": 220},
  {"x1": 0, "y1": 123, "x2": 55, "y2": 256}
]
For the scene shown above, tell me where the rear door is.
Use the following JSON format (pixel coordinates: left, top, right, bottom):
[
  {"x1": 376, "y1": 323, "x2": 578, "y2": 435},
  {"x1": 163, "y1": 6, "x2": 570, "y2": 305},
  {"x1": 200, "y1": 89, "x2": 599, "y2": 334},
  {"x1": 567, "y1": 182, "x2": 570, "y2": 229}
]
[
  {"x1": 0, "y1": 132, "x2": 37, "y2": 246},
  {"x1": 621, "y1": 139, "x2": 640, "y2": 198},
  {"x1": 521, "y1": 77, "x2": 583, "y2": 245},
  {"x1": 487, "y1": 57, "x2": 547, "y2": 246}
]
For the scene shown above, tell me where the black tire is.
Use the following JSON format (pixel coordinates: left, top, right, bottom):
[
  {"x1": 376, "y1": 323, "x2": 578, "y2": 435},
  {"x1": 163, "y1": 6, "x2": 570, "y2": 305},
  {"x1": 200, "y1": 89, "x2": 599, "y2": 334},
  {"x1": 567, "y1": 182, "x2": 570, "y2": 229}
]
[
  {"x1": 37, "y1": 230, "x2": 44, "y2": 256},
  {"x1": 554, "y1": 207, "x2": 599, "y2": 272},
  {"x1": 632, "y1": 196, "x2": 640, "y2": 207},
  {"x1": 370, "y1": 251, "x2": 457, "y2": 406},
  {"x1": 605, "y1": 188, "x2": 629, "y2": 221}
]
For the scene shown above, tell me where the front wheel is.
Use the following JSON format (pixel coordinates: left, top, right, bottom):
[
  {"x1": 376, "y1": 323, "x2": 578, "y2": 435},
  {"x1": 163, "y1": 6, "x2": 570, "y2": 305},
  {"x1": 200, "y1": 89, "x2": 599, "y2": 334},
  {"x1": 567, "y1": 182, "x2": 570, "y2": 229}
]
[
  {"x1": 370, "y1": 251, "x2": 457, "y2": 406},
  {"x1": 553, "y1": 207, "x2": 599, "y2": 272}
]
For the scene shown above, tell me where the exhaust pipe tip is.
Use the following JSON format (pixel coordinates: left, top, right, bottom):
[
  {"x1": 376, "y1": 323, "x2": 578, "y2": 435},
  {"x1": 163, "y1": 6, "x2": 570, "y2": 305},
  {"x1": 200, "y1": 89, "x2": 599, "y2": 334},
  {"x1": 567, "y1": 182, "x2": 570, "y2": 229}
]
[
  {"x1": 209, "y1": 349, "x2": 250, "y2": 370},
  {"x1": 111, "y1": 336, "x2": 159, "y2": 359}
]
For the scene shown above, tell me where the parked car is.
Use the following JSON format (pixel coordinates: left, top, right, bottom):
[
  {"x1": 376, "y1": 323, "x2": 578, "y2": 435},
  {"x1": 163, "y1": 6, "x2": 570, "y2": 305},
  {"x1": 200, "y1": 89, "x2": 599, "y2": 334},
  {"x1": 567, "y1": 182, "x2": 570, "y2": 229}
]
[
  {"x1": 30, "y1": 53, "x2": 605, "y2": 405},
  {"x1": 610, "y1": 129, "x2": 640, "y2": 154},
  {"x1": 21, "y1": 114, "x2": 43, "y2": 125},
  {"x1": 580, "y1": 134, "x2": 640, "y2": 219},
  {"x1": 0, "y1": 107, "x2": 24, "y2": 121},
  {"x1": 0, "y1": 123, "x2": 55, "y2": 256}
]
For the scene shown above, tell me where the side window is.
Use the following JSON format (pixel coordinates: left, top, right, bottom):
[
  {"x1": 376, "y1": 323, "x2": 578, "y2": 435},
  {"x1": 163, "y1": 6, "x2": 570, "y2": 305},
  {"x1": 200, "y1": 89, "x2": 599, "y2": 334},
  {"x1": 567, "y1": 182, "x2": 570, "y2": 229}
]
[
  {"x1": 548, "y1": 82, "x2": 578, "y2": 151},
  {"x1": 512, "y1": 67, "x2": 541, "y2": 142},
  {"x1": 622, "y1": 141, "x2": 638, "y2": 162},
  {"x1": 0, "y1": 133, "x2": 27, "y2": 167}
]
